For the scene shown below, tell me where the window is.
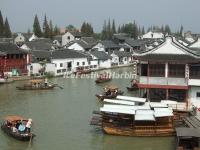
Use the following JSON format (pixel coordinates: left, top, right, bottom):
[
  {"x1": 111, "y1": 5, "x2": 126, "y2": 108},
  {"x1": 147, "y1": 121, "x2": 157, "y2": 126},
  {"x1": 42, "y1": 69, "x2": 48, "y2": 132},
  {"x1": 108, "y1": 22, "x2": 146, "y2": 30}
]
[
  {"x1": 82, "y1": 62, "x2": 85, "y2": 66},
  {"x1": 197, "y1": 92, "x2": 200, "y2": 98},
  {"x1": 62, "y1": 69, "x2": 66, "y2": 72},
  {"x1": 57, "y1": 69, "x2": 61, "y2": 73},
  {"x1": 67, "y1": 36, "x2": 70, "y2": 40},
  {"x1": 60, "y1": 63, "x2": 63, "y2": 67},
  {"x1": 77, "y1": 62, "x2": 79, "y2": 66}
]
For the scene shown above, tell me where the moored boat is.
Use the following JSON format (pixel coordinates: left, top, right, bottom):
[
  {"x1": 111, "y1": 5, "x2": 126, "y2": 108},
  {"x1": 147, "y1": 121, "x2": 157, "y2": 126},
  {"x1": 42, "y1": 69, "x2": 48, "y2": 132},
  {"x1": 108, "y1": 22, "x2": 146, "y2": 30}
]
[
  {"x1": 95, "y1": 85, "x2": 124, "y2": 101},
  {"x1": 1, "y1": 115, "x2": 35, "y2": 141},
  {"x1": 126, "y1": 79, "x2": 138, "y2": 91},
  {"x1": 91, "y1": 97, "x2": 175, "y2": 137},
  {"x1": 0, "y1": 78, "x2": 13, "y2": 84},
  {"x1": 95, "y1": 72, "x2": 112, "y2": 84}
]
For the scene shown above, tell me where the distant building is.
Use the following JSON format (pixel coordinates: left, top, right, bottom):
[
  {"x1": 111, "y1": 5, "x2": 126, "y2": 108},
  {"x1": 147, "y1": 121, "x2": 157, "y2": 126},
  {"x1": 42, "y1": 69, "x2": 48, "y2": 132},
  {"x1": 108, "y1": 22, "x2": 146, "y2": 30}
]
[
  {"x1": 0, "y1": 43, "x2": 30, "y2": 76},
  {"x1": 62, "y1": 31, "x2": 82, "y2": 46},
  {"x1": 142, "y1": 31, "x2": 164, "y2": 39}
]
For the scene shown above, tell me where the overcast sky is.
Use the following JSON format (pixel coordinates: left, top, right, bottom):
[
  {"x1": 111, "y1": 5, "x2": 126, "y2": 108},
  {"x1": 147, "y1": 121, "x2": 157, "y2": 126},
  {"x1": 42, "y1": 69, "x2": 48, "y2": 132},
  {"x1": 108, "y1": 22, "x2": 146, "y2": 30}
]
[{"x1": 1, "y1": 0, "x2": 200, "y2": 33}]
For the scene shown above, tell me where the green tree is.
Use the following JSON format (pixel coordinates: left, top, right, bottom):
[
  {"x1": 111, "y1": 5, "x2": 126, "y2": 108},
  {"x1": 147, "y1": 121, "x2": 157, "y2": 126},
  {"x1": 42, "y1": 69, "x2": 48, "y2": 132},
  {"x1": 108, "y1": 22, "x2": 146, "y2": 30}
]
[
  {"x1": 179, "y1": 25, "x2": 183, "y2": 37},
  {"x1": 142, "y1": 26, "x2": 145, "y2": 35},
  {"x1": 43, "y1": 14, "x2": 50, "y2": 38},
  {"x1": 164, "y1": 25, "x2": 171, "y2": 35},
  {"x1": 49, "y1": 20, "x2": 53, "y2": 38},
  {"x1": 4, "y1": 17, "x2": 11, "y2": 38},
  {"x1": 66, "y1": 24, "x2": 76, "y2": 31},
  {"x1": 81, "y1": 22, "x2": 94, "y2": 36},
  {"x1": 33, "y1": 14, "x2": 42, "y2": 37},
  {"x1": 111, "y1": 19, "x2": 116, "y2": 34},
  {"x1": 0, "y1": 11, "x2": 4, "y2": 37},
  {"x1": 117, "y1": 25, "x2": 121, "y2": 33},
  {"x1": 54, "y1": 25, "x2": 60, "y2": 35},
  {"x1": 101, "y1": 20, "x2": 107, "y2": 40}
]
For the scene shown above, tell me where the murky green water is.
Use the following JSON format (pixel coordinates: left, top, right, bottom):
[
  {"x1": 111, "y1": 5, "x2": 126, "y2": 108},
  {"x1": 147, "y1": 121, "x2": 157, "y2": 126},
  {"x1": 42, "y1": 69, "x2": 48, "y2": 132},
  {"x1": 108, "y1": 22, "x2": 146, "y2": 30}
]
[{"x1": 0, "y1": 67, "x2": 175, "y2": 150}]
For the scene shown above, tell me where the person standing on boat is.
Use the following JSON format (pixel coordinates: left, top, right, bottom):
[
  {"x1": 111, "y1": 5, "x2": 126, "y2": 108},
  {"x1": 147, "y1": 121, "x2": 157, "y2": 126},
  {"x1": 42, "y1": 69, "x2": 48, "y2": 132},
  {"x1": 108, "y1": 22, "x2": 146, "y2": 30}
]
[
  {"x1": 45, "y1": 78, "x2": 48, "y2": 87},
  {"x1": 25, "y1": 119, "x2": 32, "y2": 133}
]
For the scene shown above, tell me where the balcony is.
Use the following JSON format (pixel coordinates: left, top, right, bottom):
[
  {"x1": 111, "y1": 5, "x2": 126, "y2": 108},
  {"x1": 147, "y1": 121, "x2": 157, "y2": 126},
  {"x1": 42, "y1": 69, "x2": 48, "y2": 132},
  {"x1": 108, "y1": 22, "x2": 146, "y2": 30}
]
[
  {"x1": 188, "y1": 79, "x2": 200, "y2": 86},
  {"x1": 139, "y1": 76, "x2": 188, "y2": 86}
]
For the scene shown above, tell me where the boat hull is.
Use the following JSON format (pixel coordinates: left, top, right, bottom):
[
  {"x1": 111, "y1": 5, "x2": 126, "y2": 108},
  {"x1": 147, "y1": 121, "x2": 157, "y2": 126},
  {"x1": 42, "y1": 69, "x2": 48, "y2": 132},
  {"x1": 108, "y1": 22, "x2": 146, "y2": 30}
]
[
  {"x1": 103, "y1": 126, "x2": 175, "y2": 137},
  {"x1": 126, "y1": 86, "x2": 138, "y2": 91},
  {"x1": 16, "y1": 85, "x2": 55, "y2": 90},
  {"x1": 95, "y1": 78, "x2": 112, "y2": 84},
  {"x1": 1, "y1": 124, "x2": 35, "y2": 141},
  {"x1": 95, "y1": 91, "x2": 124, "y2": 101}
]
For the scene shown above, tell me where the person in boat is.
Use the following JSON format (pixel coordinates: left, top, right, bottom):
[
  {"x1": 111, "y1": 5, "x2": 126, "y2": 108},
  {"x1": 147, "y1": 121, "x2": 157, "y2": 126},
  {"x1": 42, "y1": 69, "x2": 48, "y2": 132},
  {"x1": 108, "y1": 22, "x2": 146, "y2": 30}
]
[
  {"x1": 25, "y1": 119, "x2": 32, "y2": 133},
  {"x1": 12, "y1": 126, "x2": 18, "y2": 133},
  {"x1": 131, "y1": 79, "x2": 138, "y2": 87},
  {"x1": 45, "y1": 78, "x2": 48, "y2": 87}
]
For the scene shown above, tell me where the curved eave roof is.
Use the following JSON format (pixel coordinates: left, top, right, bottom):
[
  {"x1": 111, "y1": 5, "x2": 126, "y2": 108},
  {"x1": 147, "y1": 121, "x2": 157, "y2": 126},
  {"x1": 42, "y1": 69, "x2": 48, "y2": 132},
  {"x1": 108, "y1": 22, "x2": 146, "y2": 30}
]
[{"x1": 135, "y1": 36, "x2": 200, "y2": 62}]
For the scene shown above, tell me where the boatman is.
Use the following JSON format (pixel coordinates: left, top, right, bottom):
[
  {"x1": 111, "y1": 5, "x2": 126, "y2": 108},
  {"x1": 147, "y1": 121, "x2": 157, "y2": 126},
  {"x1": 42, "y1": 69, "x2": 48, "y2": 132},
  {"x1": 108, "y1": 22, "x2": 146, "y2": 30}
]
[
  {"x1": 25, "y1": 119, "x2": 32, "y2": 133},
  {"x1": 45, "y1": 78, "x2": 48, "y2": 87}
]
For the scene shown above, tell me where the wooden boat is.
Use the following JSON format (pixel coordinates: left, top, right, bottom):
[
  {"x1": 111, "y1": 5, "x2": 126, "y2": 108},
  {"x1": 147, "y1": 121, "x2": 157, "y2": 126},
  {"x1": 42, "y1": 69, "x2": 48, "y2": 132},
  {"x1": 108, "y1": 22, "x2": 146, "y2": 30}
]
[
  {"x1": 96, "y1": 85, "x2": 124, "y2": 101},
  {"x1": 16, "y1": 79, "x2": 56, "y2": 90},
  {"x1": 1, "y1": 115, "x2": 35, "y2": 141},
  {"x1": 0, "y1": 78, "x2": 14, "y2": 84},
  {"x1": 126, "y1": 86, "x2": 138, "y2": 91},
  {"x1": 75, "y1": 67, "x2": 91, "y2": 75},
  {"x1": 91, "y1": 100, "x2": 175, "y2": 137},
  {"x1": 95, "y1": 72, "x2": 112, "y2": 84},
  {"x1": 126, "y1": 79, "x2": 138, "y2": 91}
]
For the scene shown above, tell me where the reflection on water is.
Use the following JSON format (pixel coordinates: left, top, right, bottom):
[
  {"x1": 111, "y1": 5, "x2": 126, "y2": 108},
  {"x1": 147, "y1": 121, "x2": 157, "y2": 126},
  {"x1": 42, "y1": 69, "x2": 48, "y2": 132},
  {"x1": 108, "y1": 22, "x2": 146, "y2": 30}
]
[{"x1": 0, "y1": 67, "x2": 175, "y2": 150}]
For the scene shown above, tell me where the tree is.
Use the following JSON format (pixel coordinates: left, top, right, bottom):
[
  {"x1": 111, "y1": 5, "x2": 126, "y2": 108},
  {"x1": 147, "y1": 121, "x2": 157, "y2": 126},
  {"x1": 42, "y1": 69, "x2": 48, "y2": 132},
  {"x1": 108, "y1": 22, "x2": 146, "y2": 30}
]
[
  {"x1": 111, "y1": 19, "x2": 116, "y2": 35},
  {"x1": 117, "y1": 25, "x2": 121, "y2": 33},
  {"x1": 107, "y1": 19, "x2": 112, "y2": 39},
  {"x1": 66, "y1": 24, "x2": 76, "y2": 31},
  {"x1": 179, "y1": 25, "x2": 184, "y2": 37},
  {"x1": 54, "y1": 25, "x2": 60, "y2": 35},
  {"x1": 43, "y1": 14, "x2": 50, "y2": 38},
  {"x1": 101, "y1": 20, "x2": 107, "y2": 40},
  {"x1": 164, "y1": 25, "x2": 171, "y2": 35},
  {"x1": 49, "y1": 20, "x2": 53, "y2": 38},
  {"x1": 0, "y1": 11, "x2": 4, "y2": 37},
  {"x1": 4, "y1": 17, "x2": 11, "y2": 38},
  {"x1": 81, "y1": 22, "x2": 94, "y2": 36},
  {"x1": 33, "y1": 15, "x2": 42, "y2": 37},
  {"x1": 142, "y1": 26, "x2": 145, "y2": 35}
]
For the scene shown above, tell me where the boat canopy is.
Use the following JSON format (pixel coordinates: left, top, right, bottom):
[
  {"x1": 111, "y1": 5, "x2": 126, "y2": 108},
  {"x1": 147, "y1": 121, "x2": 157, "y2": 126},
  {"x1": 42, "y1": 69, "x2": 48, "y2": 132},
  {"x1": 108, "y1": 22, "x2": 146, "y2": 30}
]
[
  {"x1": 29, "y1": 79, "x2": 44, "y2": 84},
  {"x1": 148, "y1": 102, "x2": 168, "y2": 108},
  {"x1": 4, "y1": 115, "x2": 26, "y2": 122},
  {"x1": 100, "y1": 107, "x2": 135, "y2": 115},
  {"x1": 105, "y1": 85, "x2": 118, "y2": 90},
  {"x1": 116, "y1": 96, "x2": 146, "y2": 103},
  {"x1": 103, "y1": 99, "x2": 135, "y2": 106},
  {"x1": 154, "y1": 108, "x2": 173, "y2": 117}
]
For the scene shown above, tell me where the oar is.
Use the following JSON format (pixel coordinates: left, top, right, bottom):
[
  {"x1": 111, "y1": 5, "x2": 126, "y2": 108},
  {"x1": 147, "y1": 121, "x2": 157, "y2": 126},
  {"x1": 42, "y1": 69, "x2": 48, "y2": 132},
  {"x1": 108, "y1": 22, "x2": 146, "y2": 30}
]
[
  {"x1": 55, "y1": 84, "x2": 64, "y2": 89},
  {"x1": 49, "y1": 82, "x2": 64, "y2": 89},
  {"x1": 29, "y1": 133, "x2": 33, "y2": 146}
]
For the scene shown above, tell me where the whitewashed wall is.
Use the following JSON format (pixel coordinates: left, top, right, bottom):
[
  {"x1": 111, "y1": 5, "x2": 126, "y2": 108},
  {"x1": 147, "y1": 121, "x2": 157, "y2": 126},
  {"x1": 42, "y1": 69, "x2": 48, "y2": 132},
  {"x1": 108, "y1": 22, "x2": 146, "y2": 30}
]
[
  {"x1": 62, "y1": 32, "x2": 75, "y2": 46},
  {"x1": 188, "y1": 86, "x2": 200, "y2": 107},
  {"x1": 67, "y1": 43, "x2": 85, "y2": 51}
]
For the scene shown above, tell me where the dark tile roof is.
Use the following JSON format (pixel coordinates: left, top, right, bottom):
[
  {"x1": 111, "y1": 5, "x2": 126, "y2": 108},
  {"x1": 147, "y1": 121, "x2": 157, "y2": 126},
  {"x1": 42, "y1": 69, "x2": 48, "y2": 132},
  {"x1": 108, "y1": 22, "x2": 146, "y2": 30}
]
[
  {"x1": 112, "y1": 51, "x2": 132, "y2": 57},
  {"x1": 70, "y1": 31, "x2": 82, "y2": 37},
  {"x1": 51, "y1": 49, "x2": 88, "y2": 59},
  {"x1": 24, "y1": 39, "x2": 53, "y2": 50},
  {"x1": 0, "y1": 38, "x2": 13, "y2": 43},
  {"x1": 113, "y1": 33, "x2": 129, "y2": 41},
  {"x1": 90, "y1": 50, "x2": 112, "y2": 60},
  {"x1": 81, "y1": 37, "x2": 97, "y2": 45},
  {"x1": 31, "y1": 50, "x2": 51, "y2": 59},
  {"x1": 125, "y1": 38, "x2": 145, "y2": 47},
  {"x1": 100, "y1": 40, "x2": 120, "y2": 49},
  {"x1": 0, "y1": 43, "x2": 27, "y2": 54},
  {"x1": 53, "y1": 35, "x2": 62, "y2": 42},
  {"x1": 136, "y1": 54, "x2": 200, "y2": 62}
]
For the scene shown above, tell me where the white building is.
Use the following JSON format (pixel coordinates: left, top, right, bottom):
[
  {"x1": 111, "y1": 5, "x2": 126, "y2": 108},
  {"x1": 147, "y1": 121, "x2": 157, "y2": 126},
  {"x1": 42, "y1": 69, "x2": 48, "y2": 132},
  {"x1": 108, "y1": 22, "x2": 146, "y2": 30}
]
[
  {"x1": 51, "y1": 49, "x2": 89, "y2": 76},
  {"x1": 189, "y1": 38, "x2": 200, "y2": 49},
  {"x1": 90, "y1": 51, "x2": 112, "y2": 68},
  {"x1": 142, "y1": 31, "x2": 164, "y2": 39},
  {"x1": 62, "y1": 31, "x2": 82, "y2": 46}
]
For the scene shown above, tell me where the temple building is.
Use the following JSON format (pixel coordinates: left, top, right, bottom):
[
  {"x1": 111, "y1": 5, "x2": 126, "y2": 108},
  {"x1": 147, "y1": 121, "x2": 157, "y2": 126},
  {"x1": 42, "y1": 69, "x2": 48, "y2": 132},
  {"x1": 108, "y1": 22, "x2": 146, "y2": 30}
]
[
  {"x1": 0, "y1": 43, "x2": 30, "y2": 76},
  {"x1": 135, "y1": 36, "x2": 200, "y2": 110}
]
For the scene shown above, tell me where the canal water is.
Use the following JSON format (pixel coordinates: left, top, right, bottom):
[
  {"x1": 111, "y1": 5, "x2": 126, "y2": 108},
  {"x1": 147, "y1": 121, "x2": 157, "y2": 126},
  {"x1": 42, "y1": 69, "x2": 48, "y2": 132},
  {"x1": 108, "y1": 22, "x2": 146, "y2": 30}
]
[{"x1": 0, "y1": 67, "x2": 175, "y2": 150}]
